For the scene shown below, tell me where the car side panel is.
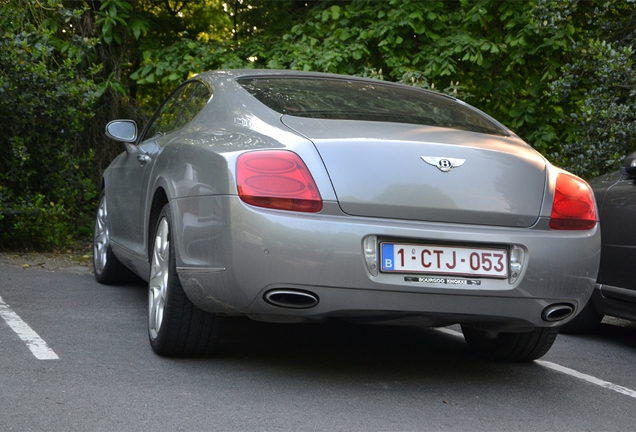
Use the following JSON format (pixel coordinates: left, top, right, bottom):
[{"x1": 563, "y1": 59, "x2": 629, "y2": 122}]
[
  {"x1": 104, "y1": 150, "x2": 148, "y2": 255},
  {"x1": 593, "y1": 286, "x2": 636, "y2": 321},
  {"x1": 594, "y1": 173, "x2": 636, "y2": 290}
]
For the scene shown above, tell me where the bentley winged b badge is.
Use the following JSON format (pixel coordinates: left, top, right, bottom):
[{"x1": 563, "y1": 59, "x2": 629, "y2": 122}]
[{"x1": 421, "y1": 156, "x2": 466, "y2": 172}]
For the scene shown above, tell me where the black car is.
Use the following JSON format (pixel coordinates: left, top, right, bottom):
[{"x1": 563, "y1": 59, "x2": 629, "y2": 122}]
[{"x1": 562, "y1": 151, "x2": 636, "y2": 333}]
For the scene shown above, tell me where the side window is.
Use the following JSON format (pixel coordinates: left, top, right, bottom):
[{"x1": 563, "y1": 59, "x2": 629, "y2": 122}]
[
  {"x1": 172, "y1": 83, "x2": 212, "y2": 131},
  {"x1": 140, "y1": 81, "x2": 211, "y2": 142}
]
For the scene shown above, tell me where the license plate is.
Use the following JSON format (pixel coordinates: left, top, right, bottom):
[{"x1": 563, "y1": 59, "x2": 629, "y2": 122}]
[{"x1": 381, "y1": 243, "x2": 508, "y2": 278}]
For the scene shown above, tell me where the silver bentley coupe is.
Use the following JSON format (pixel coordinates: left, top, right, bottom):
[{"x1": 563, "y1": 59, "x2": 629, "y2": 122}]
[{"x1": 95, "y1": 70, "x2": 600, "y2": 360}]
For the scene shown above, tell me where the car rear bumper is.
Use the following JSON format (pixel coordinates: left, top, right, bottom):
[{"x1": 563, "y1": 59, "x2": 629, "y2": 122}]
[{"x1": 172, "y1": 196, "x2": 600, "y2": 331}]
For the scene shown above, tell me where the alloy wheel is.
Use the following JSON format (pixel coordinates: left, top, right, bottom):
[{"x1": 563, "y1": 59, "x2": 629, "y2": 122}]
[
  {"x1": 148, "y1": 218, "x2": 170, "y2": 340},
  {"x1": 93, "y1": 195, "x2": 110, "y2": 275}
]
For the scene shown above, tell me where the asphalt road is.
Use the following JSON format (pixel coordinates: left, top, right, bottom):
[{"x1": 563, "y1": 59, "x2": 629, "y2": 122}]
[{"x1": 1, "y1": 265, "x2": 635, "y2": 431}]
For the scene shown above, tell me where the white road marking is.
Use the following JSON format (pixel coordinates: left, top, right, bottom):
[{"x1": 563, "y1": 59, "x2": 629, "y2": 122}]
[
  {"x1": 436, "y1": 327, "x2": 636, "y2": 399},
  {"x1": 0, "y1": 295, "x2": 59, "y2": 360},
  {"x1": 536, "y1": 361, "x2": 636, "y2": 399}
]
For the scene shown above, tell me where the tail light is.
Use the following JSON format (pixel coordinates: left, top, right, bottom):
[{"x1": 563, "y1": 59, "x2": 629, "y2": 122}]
[
  {"x1": 549, "y1": 173, "x2": 597, "y2": 230},
  {"x1": 236, "y1": 150, "x2": 323, "y2": 212}
]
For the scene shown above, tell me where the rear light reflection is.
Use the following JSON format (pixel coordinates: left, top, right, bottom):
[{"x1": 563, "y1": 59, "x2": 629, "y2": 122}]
[
  {"x1": 549, "y1": 173, "x2": 597, "y2": 230},
  {"x1": 237, "y1": 150, "x2": 323, "y2": 212}
]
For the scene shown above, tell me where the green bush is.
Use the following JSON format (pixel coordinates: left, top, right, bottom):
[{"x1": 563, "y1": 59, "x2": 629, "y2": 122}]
[
  {"x1": 544, "y1": 0, "x2": 636, "y2": 179},
  {"x1": 0, "y1": 27, "x2": 99, "y2": 250}
]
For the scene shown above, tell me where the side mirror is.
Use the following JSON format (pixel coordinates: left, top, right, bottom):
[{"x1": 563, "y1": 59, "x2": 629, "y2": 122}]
[
  {"x1": 105, "y1": 120, "x2": 137, "y2": 143},
  {"x1": 620, "y1": 151, "x2": 636, "y2": 178}
]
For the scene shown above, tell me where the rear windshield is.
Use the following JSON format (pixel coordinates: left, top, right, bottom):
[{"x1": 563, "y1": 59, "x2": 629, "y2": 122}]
[{"x1": 237, "y1": 76, "x2": 507, "y2": 136}]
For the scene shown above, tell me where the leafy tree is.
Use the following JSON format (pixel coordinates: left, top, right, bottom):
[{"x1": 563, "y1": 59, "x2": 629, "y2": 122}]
[
  {"x1": 130, "y1": 0, "x2": 585, "y2": 158},
  {"x1": 2, "y1": 0, "x2": 633, "y2": 251},
  {"x1": 0, "y1": 0, "x2": 99, "y2": 250},
  {"x1": 131, "y1": 0, "x2": 636, "y2": 179},
  {"x1": 546, "y1": 0, "x2": 636, "y2": 178},
  {"x1": 260, "y1": 0, "x2": 581, "y2": 153},
  {"x1": 0, "y1": 0, "x2": 239, "y2": 249},
  {"x1": 70, "y1": 1, "x2": 234, "y2": 179}
]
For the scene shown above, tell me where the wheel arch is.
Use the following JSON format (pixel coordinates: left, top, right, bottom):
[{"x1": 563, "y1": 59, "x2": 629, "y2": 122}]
[{"x1": 148, "y1": 187, "x2": 169, "y2": 261}]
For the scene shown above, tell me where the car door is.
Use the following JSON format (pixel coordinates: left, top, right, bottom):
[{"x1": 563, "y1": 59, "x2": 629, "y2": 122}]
[
  {"x1": 596, "y1": 155, "x2": 636, "y2": 291},
  {"x1": 107, "y1": 80, "x2": 211, "y2": 262}
]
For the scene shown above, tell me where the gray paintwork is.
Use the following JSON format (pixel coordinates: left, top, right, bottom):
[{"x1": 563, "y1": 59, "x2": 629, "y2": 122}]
[
  {"x1": 282, "y1": 116, "x2": 547, "y2": 227},
  {"x1": 102, "y1": 69, "x2": 600, "y2": 331}
]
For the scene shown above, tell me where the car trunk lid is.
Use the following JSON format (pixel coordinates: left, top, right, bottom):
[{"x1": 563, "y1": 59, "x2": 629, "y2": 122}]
[{"x1": 282, "y1": 116, "x2": 547, "y2": 227}]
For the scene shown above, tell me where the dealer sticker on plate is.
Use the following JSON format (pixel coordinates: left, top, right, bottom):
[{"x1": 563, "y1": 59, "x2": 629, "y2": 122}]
[{"x1": 381, "y1": 243, "x2": 508, "y2": 278}]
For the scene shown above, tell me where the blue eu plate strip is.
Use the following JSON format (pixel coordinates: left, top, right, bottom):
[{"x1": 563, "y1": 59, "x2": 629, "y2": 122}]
[{"x1": 381, "y1": 243, "x2": 394, "y2": 271}]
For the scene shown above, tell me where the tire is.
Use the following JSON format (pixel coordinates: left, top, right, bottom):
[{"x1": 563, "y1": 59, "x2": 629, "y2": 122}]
[
  {"x1": 560, "y1": 299, "x2": 603, "y2": 334},
  {"x1": 461, "y1": 326, "x2": 559, "y2": 362},
  {"x1": 93, "y1": 190, "x2": 141, "y2": 285},
  {"x1": 148, "y1": 204, "x2": 222, "y2": 357}
]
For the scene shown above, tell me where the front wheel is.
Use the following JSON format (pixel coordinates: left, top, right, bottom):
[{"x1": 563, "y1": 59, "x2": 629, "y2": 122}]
[
  {"x1": 148, "y1": 204, "x2": 222, "y2": 357},
  {"x1": 93, "y1": 190, "x2": 140, "y2": 285},
  {"x1": 461, "y1": 326, "x2": 559, "y2": 362}
]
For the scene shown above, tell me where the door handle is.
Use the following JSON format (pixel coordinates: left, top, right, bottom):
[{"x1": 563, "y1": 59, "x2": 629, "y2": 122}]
[{"x1": 137, "y1": 154, "x2": 151, "y2": 166}]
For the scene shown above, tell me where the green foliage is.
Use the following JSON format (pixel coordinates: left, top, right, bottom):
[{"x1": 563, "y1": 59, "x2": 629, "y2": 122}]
[
  {"x1": 130, "y1": 0, "x2": 630, "y2": 180},
  {"x1": 129, "y1": 0, "x2": 583, "y2": 159},
  {"x1": 2, "y1": 0, "x2": 634, "y2": 253},
  {"x1": 95, "y1": 0, "x2": 138, "y2": 44},
  {"x1": 545, "y1": 0, "x2": 636, "y2": 178},
  {"x1": 551, "y1": 41, "x2": 635, "y2": 178},
  {"x1": 258, "y1": 0, "x2": 585, "y2": 157},
  {"x1": 130, "y1": 37, "x2": 256, "y2": 85},
  {"x1": 0, "y1": 3, "x2": 99, "y2": 250}
]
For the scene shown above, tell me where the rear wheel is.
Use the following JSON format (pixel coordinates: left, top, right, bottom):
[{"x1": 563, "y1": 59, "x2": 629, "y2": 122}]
[
  {"x1": 148, "y1": 204, "x2": 222, "y2": 357},
  {"x1": 93, "y1": 190, "x2": 140, "y2": 285},
  {"x1": 560, "y1": 299, "x2": 603, "y2": 334},
  {"x1": 461, "y1": 326, "x2": 559, "y2": 362}
]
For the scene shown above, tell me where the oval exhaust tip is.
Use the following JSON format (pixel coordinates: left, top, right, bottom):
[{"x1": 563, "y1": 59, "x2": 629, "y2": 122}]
[
  {"x1": 542, "y1": 304, "x2": 574, "y2": 322},
  {"x1": 264, "y1": 289, "x2": 319, "y2": 309}
]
